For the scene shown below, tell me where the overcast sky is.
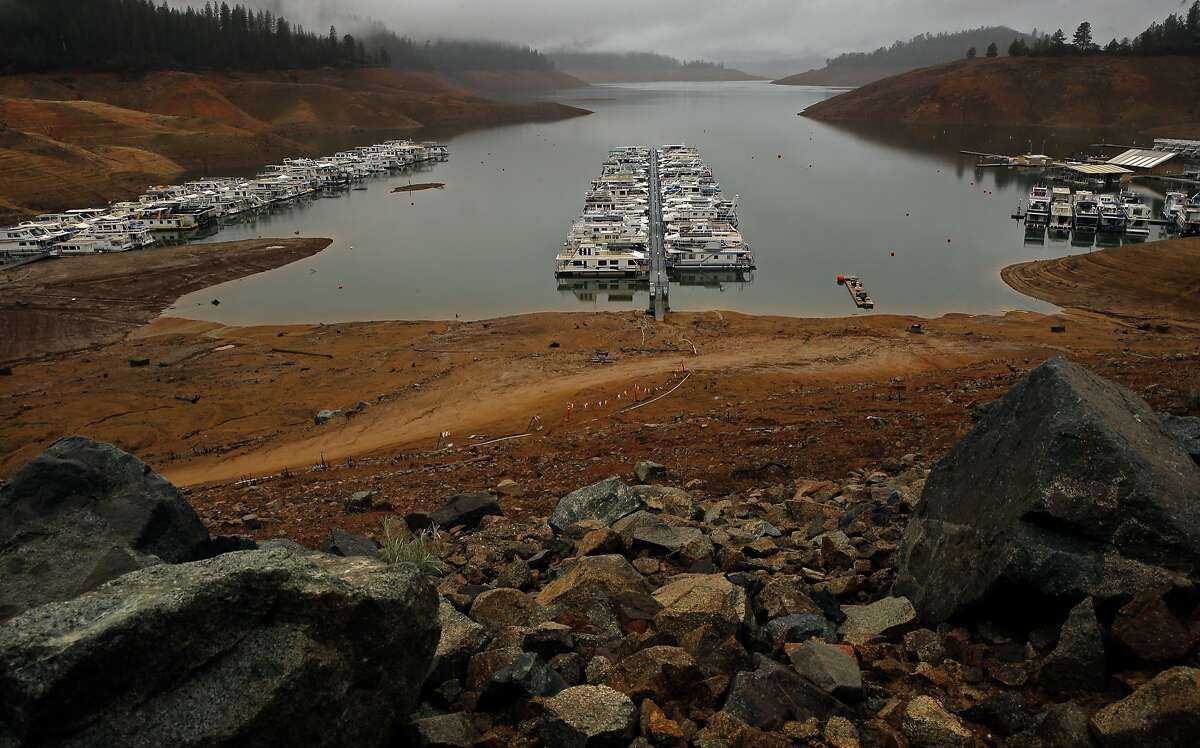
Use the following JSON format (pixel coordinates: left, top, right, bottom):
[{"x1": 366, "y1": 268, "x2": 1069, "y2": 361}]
[{"x1": 246, "y1": 0, "x2": 1187, "y2": 62}]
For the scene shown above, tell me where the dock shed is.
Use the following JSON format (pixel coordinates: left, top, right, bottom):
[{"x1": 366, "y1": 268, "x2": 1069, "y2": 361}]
[{"x1": 1106, "y1": 149, "x2": 1184, "y2": 176}]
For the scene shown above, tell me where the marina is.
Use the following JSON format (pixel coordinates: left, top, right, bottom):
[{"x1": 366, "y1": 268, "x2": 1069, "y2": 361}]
[
  {"x1": 0, "y1": 140, "x2": 449, "y2": 265},
  {"x1": 554, "y1": 143, "x2": 753, "y2": 319},
  {"x1": 6, "y1": 83, "x2": 1196, "y2": 324}
]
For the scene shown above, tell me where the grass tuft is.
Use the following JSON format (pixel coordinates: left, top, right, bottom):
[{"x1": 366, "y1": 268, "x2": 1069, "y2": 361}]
[{"x1": 379, "y1": 517, "x2": 450, "y2": 577}]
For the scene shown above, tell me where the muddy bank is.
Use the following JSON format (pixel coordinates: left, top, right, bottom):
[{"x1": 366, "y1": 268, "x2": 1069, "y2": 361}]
[
  {"x1": 1002, "y1": 237, "x2": 1200, "y2": 325},
  {"x1": 0, "y1": 238, "x2": 331, "y2": 364},
  {"x1": 801, "y1": 56, "x2": 1200, "y2": 135}
]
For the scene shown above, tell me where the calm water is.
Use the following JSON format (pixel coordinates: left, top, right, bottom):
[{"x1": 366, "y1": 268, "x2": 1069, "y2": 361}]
[{"x1": 173, "y1": 81, "x2": 1171, "y2": 323}]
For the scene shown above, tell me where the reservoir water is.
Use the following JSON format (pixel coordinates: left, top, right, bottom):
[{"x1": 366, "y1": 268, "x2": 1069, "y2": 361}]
[{"x1": 174, "y1": 81, "x2": 1170, "y2": 323}]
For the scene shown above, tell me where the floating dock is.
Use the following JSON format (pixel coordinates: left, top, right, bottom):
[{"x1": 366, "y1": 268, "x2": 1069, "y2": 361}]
[
  {"x1": 553, "y1": 144, "x2": 752, "y2": 321},
  {"x1": 837, "y1": 275, "x2": 874, "y2": 309}
]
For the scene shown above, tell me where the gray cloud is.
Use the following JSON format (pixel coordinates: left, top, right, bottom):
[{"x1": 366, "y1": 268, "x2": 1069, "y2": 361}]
[{"x1": 230, "y1": 0, "x2": 1187, "y2": 61}]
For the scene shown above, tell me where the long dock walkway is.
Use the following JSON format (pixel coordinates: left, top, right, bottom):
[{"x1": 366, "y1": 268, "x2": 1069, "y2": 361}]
[{"x1": 647, "y1": 147, "x2": 669, "y2": 321}]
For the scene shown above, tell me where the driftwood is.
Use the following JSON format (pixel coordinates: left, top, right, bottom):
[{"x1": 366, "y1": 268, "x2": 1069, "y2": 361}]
[{"x1": 392, "y1": 183, "x2": 445, "y2": 193}]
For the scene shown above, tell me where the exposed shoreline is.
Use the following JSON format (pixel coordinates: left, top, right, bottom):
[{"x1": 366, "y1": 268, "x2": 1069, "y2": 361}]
[
  {"x1": 1, "y1": 237, "x2": 1196, "y2": 516},
  {"x1": 1000, "y1": 237, "x2": 1200, "y2": 326},
  {"x1": 0, "y1": 238, "x2": 332, "y2": 365}
]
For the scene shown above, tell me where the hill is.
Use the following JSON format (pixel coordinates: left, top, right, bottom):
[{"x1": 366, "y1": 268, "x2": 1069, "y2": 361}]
[
  {"x1": 547, "y1": 51, "x2": 762, "y2": 83},
  {"x1": 775, "y1": 26, "x2": 1030, "y2": 87},
  {"x1": 0, "y1": 68, "x2": 588, "y2": 223},
  {"x1": 800, "y1": 55, "x2": 1200, "y2": 134}
]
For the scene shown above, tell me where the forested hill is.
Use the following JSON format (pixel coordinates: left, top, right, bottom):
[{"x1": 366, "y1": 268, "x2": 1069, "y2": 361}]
[
  {"x1": 775, "y1": 26, "x2": 1030, "y2": 86},
  {"x1": 0, "y1": 0, "x2": 560, "y2": 76},
  {"x1": 547, "y1": 51, "x2": 761, "y2": 82}
]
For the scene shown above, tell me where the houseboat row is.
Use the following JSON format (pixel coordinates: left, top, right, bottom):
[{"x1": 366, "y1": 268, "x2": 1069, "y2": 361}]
[
  {"x1": 657, "y1": 144, "x2": 753, "y2": 270},
  {"x1": 1024, "y1": 184, "x2": 1199, "y2": 237},
  {"x1": 0, "y1": 140, "x2": 448, "y2": 264},
  {"x1": 554, "y1": 146, "x2": 653, "y2": 277},
  {"x1": 554, "y1": 144, "x2": 753, "y2": 278}
]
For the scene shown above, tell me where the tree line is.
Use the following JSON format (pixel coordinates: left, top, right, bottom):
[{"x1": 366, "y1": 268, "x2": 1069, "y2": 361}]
[
  {"x1": 1001, "y1": 2, "x2": 1200, "y2": 58},
  {"x1": 0, "y1": 0, "x2": 556, "y2": 75},
  {"x1": 546, "y1": 51, "x2": 728, "y2": 74},
  {"x1": 824, "y1": 27, "x2": 1030, "y2": 70}
]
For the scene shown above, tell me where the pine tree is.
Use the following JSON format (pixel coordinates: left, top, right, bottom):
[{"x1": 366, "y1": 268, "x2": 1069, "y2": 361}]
[
  {"x1": 966, "y1": 46, "x2": 977, "y2": 58},
  {"x1": 1072, "y1": 22, "x2": 1094, "y2": 53},
  {"x1": 986, "y1": 42, "x2": 998, "y2": 57}
]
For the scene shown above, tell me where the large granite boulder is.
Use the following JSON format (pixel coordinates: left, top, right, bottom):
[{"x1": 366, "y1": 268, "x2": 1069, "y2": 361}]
[
  {"x1": 0, "y1": 436, "x2": 213, "y2": 620},
  {"x1": 895, "y1": 357, "x2": 1200, "y2": 625},
  {"x1": 1090, "y1": 666, "x2": 1200, "y2": 747},
  {"x1": 549, "y1": 477, "x2": 641, "y2": 532},
  {"x1": 0, "y1": 546, "x2": 440, "y2": 747}
]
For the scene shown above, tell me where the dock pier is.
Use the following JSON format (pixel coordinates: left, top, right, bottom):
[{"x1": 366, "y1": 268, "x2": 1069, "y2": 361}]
[{"x1": 647, "y1": 147, "x2": 669, "y2": 322}]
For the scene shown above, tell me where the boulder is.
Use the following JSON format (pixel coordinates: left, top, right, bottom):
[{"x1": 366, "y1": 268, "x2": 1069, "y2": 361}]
[
  {"x1": 628, "y1": 523, "x2": 712, "y2": 561},
  {"x1": 411, "y1": 712, "x2": 477, "y2": 747},
  {"x1": 322, "y1": 527, "x2": 380, "y2": 559},
  {"x1": 1038, "y1": 597, "x2": 1107, "y2": 695},
  {"x1": 764, "y1": 613, "x2": 837, "y2": 647},
  {"x1": 469, "y1": 587, "x2": 533, "y2": 630},
  {"x1": 755, "y1": 575, "x2": 822, "y2": 619},
  {"x1": 960, "y1": 691, "x2": 1038, "y2": 739},
  {"x1": 1162, "y1": 415, "x2": 1200, "y2": 466},
  {"x1": 634, "y1": 461, "x2": 668, "y2": 483},
  {"x1": 902, "y1": 695, "x2": 974, "y2": 748},
  {"x1": 839, "y1": 596, "x2": 917, "y2": 646},
  {"x1": 653, "y1": 574, "x2": 750, "y2": 640},
  {"x1": 540, "y1": 685, "x2": 636, "y2": 747},
  {"x1": 430, "y1": 597, "x2": 487, "y2": 684},
  {"x1": 550, "y1": 477, "x2": 642, "y2": 532},
  {"x1": 895, "y1": 357, "x2": 1200, "y2": 625},
  {"x1": 607, "y1": 645, "x2": 703, "y2": 702},
  {"x1": 721, "y1": 655, "x2": 847, "y2": 730},
  {"x1": 0, "y1": 436, "x2": 211, "y2": 620},
  {"x1": 632, "y1": 485, "x2": 696, "y2": 518},
  {"x1": 0, "y1": 546, "x2": 440, "y2": 747},
  {"x1": 1090, "y1": 666, "x2": 1200, "y2": 747},
  {"x1": 427, "y1": 492, "x2": 502, "y2": 531},
  {"x1": 343, "y1": 489, "x2": 377, "y2": 513},
  {"x1": 786, "y1": 640, "x2": 863, "y2": 703},
  {"x1": 535, "y1": 555, "x2": 651, "y2": 637},
  {"x1": 1110, "y1": 587, "x2": 1199, "y2": 663},
  {"x1": 478, "y1": 652, "x2": 566, "y2": 708}
]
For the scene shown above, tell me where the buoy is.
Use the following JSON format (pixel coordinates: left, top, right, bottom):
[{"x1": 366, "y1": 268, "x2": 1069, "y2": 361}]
[
  {"x1": 890, "y1": 252, "x2": 895, "y2": 257},
  {"x1": 777, "y1": 154, "x2": 782, "y2": 159},
  {"x1": 836, "y1": 275, "x2": 846, "y2": 285}
]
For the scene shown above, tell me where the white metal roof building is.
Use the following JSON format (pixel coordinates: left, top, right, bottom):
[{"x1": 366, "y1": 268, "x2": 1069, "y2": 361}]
[
  {"x1": 1106, "y1": 149, "x2": 1179, "y2": 169},
  {"x1": 1054, "y1": 162, "x2": 1134, "y2": 176}
]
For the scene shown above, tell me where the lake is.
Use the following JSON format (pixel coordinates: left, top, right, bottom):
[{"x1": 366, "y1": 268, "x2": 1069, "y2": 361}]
[{"x1": 173, "y1": 81, "x2": 1171, "y2": 323}]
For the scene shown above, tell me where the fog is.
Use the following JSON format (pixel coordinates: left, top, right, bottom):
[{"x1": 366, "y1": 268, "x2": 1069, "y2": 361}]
[{"x1": 235, "y1": 0, "x2": 1185, "y2": 62}]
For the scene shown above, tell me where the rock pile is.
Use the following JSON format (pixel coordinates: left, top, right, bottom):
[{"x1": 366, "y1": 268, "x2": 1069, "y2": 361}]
[{"x1": 4, "y1": 356, "x2": 1200, "y2": 747}]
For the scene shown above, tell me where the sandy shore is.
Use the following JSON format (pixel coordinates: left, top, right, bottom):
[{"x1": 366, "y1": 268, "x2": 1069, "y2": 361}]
[
  {"x1": 0, "y1": 238, "x2": 331, "y2": 364},
  {"x1": 1, "y1": 237, "x2": 1197, "y2": 546}
]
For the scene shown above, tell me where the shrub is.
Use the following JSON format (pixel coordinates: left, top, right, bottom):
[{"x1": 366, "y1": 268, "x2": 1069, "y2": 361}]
[{"x1": 379, "y1": 517, "x2": 450, "y2": 576}]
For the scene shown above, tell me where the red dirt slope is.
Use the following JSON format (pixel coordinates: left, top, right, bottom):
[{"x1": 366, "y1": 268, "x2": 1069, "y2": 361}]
[
  {"x1": 802, "y1": 56, "x2": 1200, "y2": 135},
  {"x1": 0, "y1": 68, "x2": 588, "y2": 223}
]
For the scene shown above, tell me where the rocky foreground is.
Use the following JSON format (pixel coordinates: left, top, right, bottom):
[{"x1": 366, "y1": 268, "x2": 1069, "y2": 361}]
[{"x1": 2, "y1": 356, "x2": 1199, "y2": 747}]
